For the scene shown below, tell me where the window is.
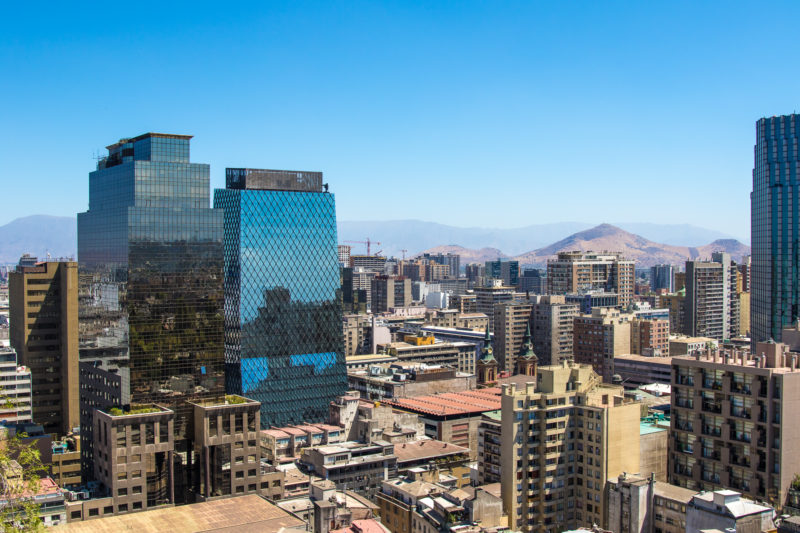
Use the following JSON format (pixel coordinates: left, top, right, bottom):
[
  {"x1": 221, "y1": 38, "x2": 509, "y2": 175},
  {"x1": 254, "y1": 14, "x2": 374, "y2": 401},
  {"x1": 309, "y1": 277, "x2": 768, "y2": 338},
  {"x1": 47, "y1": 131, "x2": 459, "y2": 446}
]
[
  {"x1": 133, "y1": 502, "x2": 142, "y2": 510},
  {"x1": 133, "y1": 486, "x2": 142, "y2": 494},
  {"x1": 71, "y1": 511, "x2": 82, "y2": 519},
  {"x1": 118, "y1": 504, "x2": 128, "y2": 513},
  {"x1": 89, "y1": 508, "x2": 99, "y2": 517},
  {"x1": 118, "y1": 488, "x2": 128, "y2": 496}
]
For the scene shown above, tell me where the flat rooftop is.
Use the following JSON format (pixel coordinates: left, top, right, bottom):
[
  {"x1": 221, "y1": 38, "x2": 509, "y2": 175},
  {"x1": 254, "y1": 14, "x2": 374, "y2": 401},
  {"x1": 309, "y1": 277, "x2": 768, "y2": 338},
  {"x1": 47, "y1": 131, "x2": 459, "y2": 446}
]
[{"x1": 53, "y1": 494, "x2": 304, "y2": 532}]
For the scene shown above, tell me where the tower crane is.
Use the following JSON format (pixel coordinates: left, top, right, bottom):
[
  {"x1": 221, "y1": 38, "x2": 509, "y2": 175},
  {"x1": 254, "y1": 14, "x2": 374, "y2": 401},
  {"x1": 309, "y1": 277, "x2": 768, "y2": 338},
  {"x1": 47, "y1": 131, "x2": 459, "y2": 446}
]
[{"x1": 344, "y1": 238, "x2": 382, "y2": 256}]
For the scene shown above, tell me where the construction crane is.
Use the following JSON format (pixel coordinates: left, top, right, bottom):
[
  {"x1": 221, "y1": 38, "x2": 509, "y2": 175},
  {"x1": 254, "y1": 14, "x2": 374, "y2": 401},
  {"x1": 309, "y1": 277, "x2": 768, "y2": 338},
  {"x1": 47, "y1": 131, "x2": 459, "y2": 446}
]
[{"x1": 344, "y1": 238, "x2": 382, "y2": 256}]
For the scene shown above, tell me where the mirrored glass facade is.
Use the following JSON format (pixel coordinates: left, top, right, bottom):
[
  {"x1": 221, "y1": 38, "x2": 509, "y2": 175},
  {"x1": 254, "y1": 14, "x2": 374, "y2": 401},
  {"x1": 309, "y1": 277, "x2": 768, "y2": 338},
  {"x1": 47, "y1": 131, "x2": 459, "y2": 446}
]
[
  {"x1": 752, "y1": 115, "x2": 800, "y2": 344},
  {"x1": 214, "y1": 169, "x2": 346, "y2": 427},
  {"x1": 78, "y1": 133, "x2": 224, "y2": 487}
]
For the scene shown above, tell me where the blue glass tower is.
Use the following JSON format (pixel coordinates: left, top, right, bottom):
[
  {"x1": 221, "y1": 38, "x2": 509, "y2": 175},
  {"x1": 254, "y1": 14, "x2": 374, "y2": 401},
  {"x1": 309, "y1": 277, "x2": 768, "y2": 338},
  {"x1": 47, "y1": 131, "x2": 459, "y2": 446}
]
[
  {"x1": 214, "y1": 168, "x2": 346, "y2": 427},
  {"x1": 752, "y1": 115, "x2": 800, "y2": 344}
]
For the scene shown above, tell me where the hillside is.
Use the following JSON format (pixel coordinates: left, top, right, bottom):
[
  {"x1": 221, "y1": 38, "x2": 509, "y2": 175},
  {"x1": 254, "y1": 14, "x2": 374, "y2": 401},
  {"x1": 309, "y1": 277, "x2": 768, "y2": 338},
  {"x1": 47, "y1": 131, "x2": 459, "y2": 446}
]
[
  {"x1": 418, "y1": 224, "x2": 750, "y2": 268},
  {"x1": 0, "y1": 215, "x2": 77, "y2": 264}
]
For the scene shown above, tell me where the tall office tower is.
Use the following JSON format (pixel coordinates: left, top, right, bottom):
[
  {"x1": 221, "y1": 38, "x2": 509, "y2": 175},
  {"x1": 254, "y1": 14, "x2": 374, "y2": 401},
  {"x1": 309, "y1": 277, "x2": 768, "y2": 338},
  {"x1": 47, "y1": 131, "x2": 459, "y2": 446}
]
[
  {"x1": 650, "y1": 264, "x2": 675, "y2": 293},
  {"x1": 465, "y1": 263, "x2": 485, "y2": 287},
  {"x1": 370, "y1": 275, "x2": 412, "y2": 312},
  {"x1": 530, "y1": 295, "x2": 578, "y2": 365},
  {"x1": 546, "y1": 251, "x2": 635, "y2": 307},
  {"x1": 493, "y1": 301, "x2": 532, "y2": 374},
  {"x1": 686, "y1": 252, "x2": 734, "y2": 341},
  {"x1": 78, "y1": 133, "x2": 224, "y2": 489},
  {"x1": 214, "y1": 168, "x2": 345, "y2": 427},
  {"x1": 752, "y1": 115, "x2": 800, "y2": 344},
  {"x1": 485, "y1": 259, "x2": 519, "y2": 287},
  {"x1": 669, "y1": 341, "x2": 800, "y2": 508},
  {"x1": 501, "y1": 363, "x2": 640, "y2": 532},
  {"x1": 9, "y1": 260, "x2": 79, "y2": 436}
]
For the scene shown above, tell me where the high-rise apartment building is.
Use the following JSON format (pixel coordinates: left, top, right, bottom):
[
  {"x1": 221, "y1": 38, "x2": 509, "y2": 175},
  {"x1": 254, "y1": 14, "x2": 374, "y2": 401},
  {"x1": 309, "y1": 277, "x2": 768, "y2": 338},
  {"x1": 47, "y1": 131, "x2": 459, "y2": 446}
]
[
  {"x1": 493, "y1": 301, "x2": 533, "y2": 374},
  {"x1": 422, "y1": 252, "x2": 461, "y2": 278},
  {"x1": 0, "y1": 347, "x2": 32, "y2": 426},
  {"x1": 78, "y1": 133, "x2": 224, "y2": 489},
  {"x1": 519, "y1": 268, "x2": 547, "y2": 294},
  {"x1": 752, "y1": 114, "x2": 800, "y2": 344},
  {"x1": 501, "y1": 363, "x2": 640, "y2": 532},
  {"x1": 9, "y1": 260, "x2": 79, "y2": 436},
  {"x1": 530, "y1": 295, "x2": 578, "y2": 366},
  {"x1": 474, "y1": 285, "x2": 517, "y2": 332},
  {"x1": 669, "y1": 341, "x2": 800, "y2": 508},
  {"x1": 650, "y1": 264, "x2": 675, "y2": 293},
  {"x1": 547, "y1": 251, "x2": 635, "y2": 307},
  {"x1": 485, "y1": 259, "x2": 519, "y2": 287},
  {"x1": 573, "y1": 308, "x2": 632, "y2": 379},
  {"x1": 214, "y1": 168, "x2": 346, "y2": 428},
  {"x1": 686, "y1": 253, "x2": 737, "y2": 341},
  {"x1": 659, "y1": 290, "x2": 687, "y2": 334}
]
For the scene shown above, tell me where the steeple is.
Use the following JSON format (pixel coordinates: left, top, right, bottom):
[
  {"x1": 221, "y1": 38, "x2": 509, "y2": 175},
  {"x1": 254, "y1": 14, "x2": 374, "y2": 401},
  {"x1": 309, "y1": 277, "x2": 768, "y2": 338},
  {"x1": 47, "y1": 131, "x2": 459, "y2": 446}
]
[
  {"x1": 519, "y1": 323, "x2": 537, "y2": 362},
  {"x1": 515, "y1": 323, "x2": 538, "y2": 378},
  {"x1": 480, "y1": 326, "x2": 495, "y2": 362},
  {"x1": 477, "y1": 327, "x2": 498, "y2": 386}
]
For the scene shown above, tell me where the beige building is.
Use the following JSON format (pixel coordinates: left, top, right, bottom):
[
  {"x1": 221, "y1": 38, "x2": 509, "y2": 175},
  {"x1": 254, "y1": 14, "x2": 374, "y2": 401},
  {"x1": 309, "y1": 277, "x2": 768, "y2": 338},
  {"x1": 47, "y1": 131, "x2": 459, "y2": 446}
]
[
  {"x1": 631, "y1": 318, "x2": 670, "y2": 356},
  {"x1": 669, "y1": 341, "x2": 800, "y2": 509},
  {"x1": 9, "y1": 261, "x2": 79, "y2": 436},
  {"x1": 379, "y1": 338, "x2": 476, "y2": 374},
  {"x1": 573, "y1": 308, "x2": 632, "y2": 380},
  {"x1": 546, "y1": 251, "x2": 635, "y2": 307},
  {"x1": 372, "y1": 275, "x2": 412, "y2": 312},
  {"x1": 658, "y1": 291, "x2": 687, "y2": 334},
  {"x1": 473, "y1": 285, "x2": 517, "y2": 332},
  {"x1": 530, "y1": 295, "x2": 579, "y2": 366},
  {"x1": 494, "y1": 302, "x2": 533, "y2": 374},
  {"x1": 500, "y1": 362, "x2": 641, "y2": 532}
]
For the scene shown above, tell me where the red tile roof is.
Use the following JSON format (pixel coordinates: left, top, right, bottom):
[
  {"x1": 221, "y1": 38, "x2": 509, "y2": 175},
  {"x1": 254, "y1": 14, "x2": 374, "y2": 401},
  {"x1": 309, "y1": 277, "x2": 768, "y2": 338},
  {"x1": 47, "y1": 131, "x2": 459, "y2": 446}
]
[{"x1": 383, "y1": 388, "x2": 501, "y2": 417}]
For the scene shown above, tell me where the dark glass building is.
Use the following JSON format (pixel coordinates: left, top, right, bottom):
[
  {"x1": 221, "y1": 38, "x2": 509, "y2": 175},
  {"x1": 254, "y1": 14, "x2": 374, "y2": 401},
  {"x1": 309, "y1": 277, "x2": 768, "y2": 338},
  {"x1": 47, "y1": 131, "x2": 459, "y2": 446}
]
[
  {"x1": 77, "y1": 133, "x2": 224, "y2": 493},
  {"x1": 752, "y1": 115, "x2": 800, "y2": 344},
  {"x1": 214, "y1": 168, "x2": 346, "y2": 428}
]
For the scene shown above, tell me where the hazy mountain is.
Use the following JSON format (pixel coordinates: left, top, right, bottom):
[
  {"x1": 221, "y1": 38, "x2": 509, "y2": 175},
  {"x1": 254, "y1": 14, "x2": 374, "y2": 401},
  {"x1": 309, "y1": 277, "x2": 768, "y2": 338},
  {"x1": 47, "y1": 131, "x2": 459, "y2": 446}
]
[
  {"x1": 512, "y1": 224, "x2": 750, "y2": 268},
  {"x1": 0, "y1": 215, "x2": 77, "y2": 264},
  {"x1": 338, "y1": 219, "x2": 742, "y2": 258}
]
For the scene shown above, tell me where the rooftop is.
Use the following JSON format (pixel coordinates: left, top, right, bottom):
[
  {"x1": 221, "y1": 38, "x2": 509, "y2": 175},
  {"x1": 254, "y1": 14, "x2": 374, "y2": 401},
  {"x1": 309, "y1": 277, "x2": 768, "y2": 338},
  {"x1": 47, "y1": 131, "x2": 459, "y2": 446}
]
[
  {"x1": 53, "y1": 494, "x2": 304, "y2": 533},
  {"x1": 393, "y1": 439, "x2": 469, "y2": 464},
  {"x1": 383, "y1": 388, "x2": 502, "y2": 417}
]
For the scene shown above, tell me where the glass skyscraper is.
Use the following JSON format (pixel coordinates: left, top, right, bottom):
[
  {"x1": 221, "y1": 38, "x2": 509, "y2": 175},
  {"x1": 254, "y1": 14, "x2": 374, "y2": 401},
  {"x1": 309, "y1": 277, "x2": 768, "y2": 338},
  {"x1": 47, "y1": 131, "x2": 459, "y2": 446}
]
[
  {"x1": 752, "y1": 114, "x2": 800, "y2": 344},
  {"x1": 214, "y1": 168, "x2": 346, "y2": 428},
  {"x1": 78, "y1": 133, "x2": 224, "y2": 489}
]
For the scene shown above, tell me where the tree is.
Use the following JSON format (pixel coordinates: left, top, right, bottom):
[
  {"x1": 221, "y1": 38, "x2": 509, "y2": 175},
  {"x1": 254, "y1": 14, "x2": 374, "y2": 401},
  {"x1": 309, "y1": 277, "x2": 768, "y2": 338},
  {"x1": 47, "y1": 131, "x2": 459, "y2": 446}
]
[{"x1": 0, "y1": 427, "x2": 46, "y2": 533}]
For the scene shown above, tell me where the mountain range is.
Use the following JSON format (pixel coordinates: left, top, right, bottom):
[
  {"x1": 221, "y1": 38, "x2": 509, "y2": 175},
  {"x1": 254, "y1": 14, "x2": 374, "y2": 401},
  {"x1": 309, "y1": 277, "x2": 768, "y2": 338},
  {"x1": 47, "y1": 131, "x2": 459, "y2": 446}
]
[
  {"x1": 0, "y1": 216, "x2": 749, "y2": 269},
  {"x1": 419, "y1": 224, "x2": 750, "y2": 268}
]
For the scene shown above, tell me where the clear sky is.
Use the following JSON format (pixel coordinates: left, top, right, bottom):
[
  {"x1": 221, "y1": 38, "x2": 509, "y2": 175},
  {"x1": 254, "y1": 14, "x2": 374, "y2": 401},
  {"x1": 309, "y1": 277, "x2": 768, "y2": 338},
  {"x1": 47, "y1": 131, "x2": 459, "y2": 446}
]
[{"x1": 2, "y1": 1, "x2": 799, "y2": 242}]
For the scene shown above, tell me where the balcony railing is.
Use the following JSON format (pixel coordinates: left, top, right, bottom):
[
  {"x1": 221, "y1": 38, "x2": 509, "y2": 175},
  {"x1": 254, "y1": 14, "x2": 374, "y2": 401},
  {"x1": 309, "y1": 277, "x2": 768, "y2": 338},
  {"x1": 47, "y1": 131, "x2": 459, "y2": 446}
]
[
  {"x1": 704, "y1": 380, "x2": 723, "y2": 391},
  {"x1": 701, "y1": 472, "x2": 721, "y2": 483},
  {"x1": 675, "y1": 421, "x2": 694, "y2": 432},
  {"x1": 702, "y1": 426, "x2": 721, "y2": 437},
  {"x1": 676, "y1": 398, "x2": 694, "y2": 409},
  {"x1": 730, "y1": 431, "x2": 751, "y2": 443},
  {"x1": 731, "y1": 407, "x2": 751, "y2": 419},
  {"x1": 701, "y1": 450, "x2": 721, "y2": 461},
  {"x1": 701, "y1": 402, "x2": 722, "y2": 414}
]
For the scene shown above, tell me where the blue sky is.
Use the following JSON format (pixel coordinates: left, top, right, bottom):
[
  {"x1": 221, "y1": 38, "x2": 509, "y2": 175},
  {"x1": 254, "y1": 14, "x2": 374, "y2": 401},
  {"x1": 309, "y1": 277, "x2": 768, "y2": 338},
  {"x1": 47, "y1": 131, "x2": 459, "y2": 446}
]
[{"x1": 2, "y1": 1, "x2": 799, "y2": 242}]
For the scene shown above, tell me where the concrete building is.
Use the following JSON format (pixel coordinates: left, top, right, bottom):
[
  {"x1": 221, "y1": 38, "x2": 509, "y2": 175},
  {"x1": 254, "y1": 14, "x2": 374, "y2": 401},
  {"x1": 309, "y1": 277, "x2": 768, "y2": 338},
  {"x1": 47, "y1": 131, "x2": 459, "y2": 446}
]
[
  {"x1": 473, "y1": 285, "x2": 518, "y2": 333},
  {"x1": 393, "y1": 439, "x2": 471, "y2": 485},
  {"x1": 424, "y1": 309, "x2": 489, "y2": 330},
  {"x1": 685, "y1": 490, "x2": 775, "y2": 533},
  {"x1": 372, "y1": 275, "x2": 412, "y2": 312},
  {"x1": 547, "y1": 251, "x2": 635, "y2": 308},
  {"x1": 500, "y1": 362, "x2": 641, "y2": 532},
  {"x1": 329, "y1": 392, "x2": 423, "y2": 444},
  {"x1": 611, "y1": 354, "x2": 674, "y2": 388},
  {"x1": 669, "y1": 336, "x2": 717, "y2": 356},
  {"x1": 476, "y1": 410, "x2": 501, "y2": 485},
  {"x1": 92, "y1": 404, "x2": 175, "y2": 514},
  {"x1": 573, "y1": 308, "x2": 633, "y2": 380},
  {"x1": 530, "y1": 295, "x2": 579, "y2": 366},
  {"x1": 606, "y1": 472, "x2": 695, "y2": 533},
  {"x1": 347, "y1": 363, "x2": 475, "y2": 401},
  {"x1": 566, "y1": 291, "x2": 620, "y2": 314},
  {"x1": 9, "y1": 260, "x2": 79, "y2": 436},
  {"x1": 451, "y1": 293, "x2": 478, "y2": 313},
  {"x1": 658, "y1": 290, "x2": 687, "y2": 334},
  {"x1": 686, "y1": 253, "x2": 737, "y2": 341},
  {"x1": 422, "y1": 253, "x2": 461, "y2": 279},
  {"x1": 669, "y1": 341, "x2": 800, "y2": 508},
  {"x1": 631, "y1": 318, "x2": 670, "y2": 357},
  {"x1": 300, "y1": 440, "x2": 397, "y2": 500},
  {"x1": 494, "y1": 301, "x2": 533, "y2": 374},
  {"x1": 0, "y1": 347, "x2": 32, "y2": 425},
  {"x1": 259, "y1": 423, "x2": 344, "y2": 465},
  {"x1": 384, "y1": 388, "x2": 502, "y2": 459},
  {"x1": 379, "y1": 337, "x2": 476, "y2": 375},
  {"x1": 520, "y1": 269, "x2": 547, "y2": 294},
  {"x1": 0, "y1": 465, "x2": 67, "y2": 527},
  {"x1": 639, "y1": 415, "x2": 669, "y2": 482},
  {"x1": 51, "y1": 434, "x2": 82, "y2": 488}
]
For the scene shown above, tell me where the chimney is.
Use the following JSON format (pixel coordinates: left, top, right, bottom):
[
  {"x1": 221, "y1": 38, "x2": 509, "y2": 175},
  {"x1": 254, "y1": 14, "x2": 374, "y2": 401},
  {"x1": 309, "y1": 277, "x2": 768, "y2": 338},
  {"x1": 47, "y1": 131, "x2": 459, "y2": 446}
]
[{"x1": 792, "y1": 355, "x2": 797, "y2": 372}]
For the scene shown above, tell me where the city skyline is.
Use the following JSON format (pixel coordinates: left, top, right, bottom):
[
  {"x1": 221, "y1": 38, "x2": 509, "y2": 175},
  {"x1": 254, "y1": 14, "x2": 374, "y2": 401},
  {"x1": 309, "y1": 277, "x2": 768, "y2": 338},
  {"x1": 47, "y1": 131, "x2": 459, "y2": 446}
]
[{"x1": 5, "y1": 2, "x2": 800, "y2": 239}]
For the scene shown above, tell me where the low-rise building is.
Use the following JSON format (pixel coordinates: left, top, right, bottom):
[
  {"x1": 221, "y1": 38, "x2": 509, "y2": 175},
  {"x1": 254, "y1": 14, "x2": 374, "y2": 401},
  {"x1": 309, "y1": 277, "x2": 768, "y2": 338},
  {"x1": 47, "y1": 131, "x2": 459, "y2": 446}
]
[
  {"x1": 685, "y1": 490, "x2": 775, "y2": 533},
  {"x1": 51, "y1": 435, "x2": 81, "y2": 488},
  {"x1": 300, "y1": 441, "x2": 398, "y2": 500},
  {"x1": 347, "y1": 363, "x2": 476, "y2": 401},
  {"x1": 393, "y1": 439, "x2": 471, "y2": 488},
  {"x1": 383, "y1": 389, "x2": 502, "y2": 459},
  {"x1": 0, "y1": 463, "x2": 67, "y2": 527},
  {"x1": 606, "y1": 473, "x2": 695, "y2": 533},
  {"x1": 260, "y1": 423, "x2": 345, "y2": 465},
  {"x1": 611, "y1": 354, "x2": 675, "y2": 388},
  {"x1": 329, "y1": 392, "x2": 423, "y2": 443}
]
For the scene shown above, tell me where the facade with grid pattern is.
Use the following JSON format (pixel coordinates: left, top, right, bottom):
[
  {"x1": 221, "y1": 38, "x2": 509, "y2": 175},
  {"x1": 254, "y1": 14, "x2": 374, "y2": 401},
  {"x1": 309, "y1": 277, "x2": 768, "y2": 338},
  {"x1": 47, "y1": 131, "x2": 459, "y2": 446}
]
[
  {"x1": 214, "y1": 168, "x2": 346, "y2": 428},
  {"x1": 77, "y1": 133, "x2": 225, "y2": 495}
]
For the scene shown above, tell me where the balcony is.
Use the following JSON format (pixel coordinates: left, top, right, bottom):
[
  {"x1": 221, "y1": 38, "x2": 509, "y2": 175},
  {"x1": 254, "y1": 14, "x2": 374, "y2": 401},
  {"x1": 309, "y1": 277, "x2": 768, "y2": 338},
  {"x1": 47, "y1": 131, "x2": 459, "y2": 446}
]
[
  {"x1": 731, "y1": 407, "x2": 751, "y2": 419},
  {"x1": 730, "y1": 455, "x2": 751, "y2": 468},
  {"x1": 703, "y1": 379, "x2": 723, "y2": 391},
  {"x1": 702, "y1": 426, "x2": 721, "y2": 437},
  {"x1": 676, "y1": 398, "x2": 694, "y2": 409},
  {"x1": 729, "y1": 431, "x2": 751, "y2": 444},
  {"x1": 676, "y1": 376, "x2": 694, "y2": 386},
  {"x1": 701, "y1": 472, "x2": 721, "y2": 484},
  {"x1": 675, "y1": 442, "x2": 694, "y2": 454},
  {"x1": 701, "y1": 450, "x2": 721, "y2": 461},
  {"x1": 701, "y1": 402, "x2": 722, "y2": 414},
  {"x1": 731, "y1": 384, "x2": 751, "y2": 395},
  {"x1": 675, "y1": 421, "x2": 694, "y2": 432}
]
